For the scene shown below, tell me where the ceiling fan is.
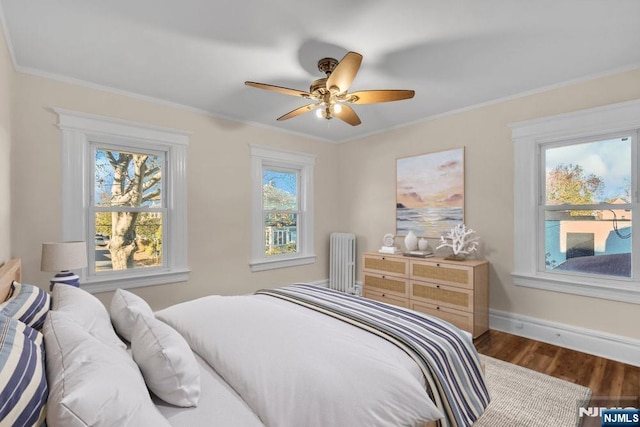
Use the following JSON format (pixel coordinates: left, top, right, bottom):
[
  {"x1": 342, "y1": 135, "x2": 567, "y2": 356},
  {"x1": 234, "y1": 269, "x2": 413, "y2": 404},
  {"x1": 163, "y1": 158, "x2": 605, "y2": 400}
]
[{"x1": 244, "y1": 51, "x2": 415, "y2": 126}]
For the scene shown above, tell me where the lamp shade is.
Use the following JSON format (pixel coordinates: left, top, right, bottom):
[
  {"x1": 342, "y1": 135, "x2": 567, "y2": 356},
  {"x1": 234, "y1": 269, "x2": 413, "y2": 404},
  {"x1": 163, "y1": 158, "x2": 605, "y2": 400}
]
[{"x1": 41, "y1": 241, "x2": 88, "y2": 272}]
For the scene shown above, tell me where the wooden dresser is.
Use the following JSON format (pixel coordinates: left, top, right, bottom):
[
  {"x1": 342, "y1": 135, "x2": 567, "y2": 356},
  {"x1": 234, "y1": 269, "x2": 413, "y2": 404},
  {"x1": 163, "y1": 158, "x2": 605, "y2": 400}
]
[{"x1": 362, "y1": 252, "x2": 489, "y2": 338}]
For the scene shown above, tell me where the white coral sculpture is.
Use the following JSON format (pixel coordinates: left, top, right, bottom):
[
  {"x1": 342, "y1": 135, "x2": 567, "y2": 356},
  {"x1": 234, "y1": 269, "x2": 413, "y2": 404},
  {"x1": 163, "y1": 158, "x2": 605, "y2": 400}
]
[{"x1": 436, "y1": 223, "x2": 480, "y2": 257}]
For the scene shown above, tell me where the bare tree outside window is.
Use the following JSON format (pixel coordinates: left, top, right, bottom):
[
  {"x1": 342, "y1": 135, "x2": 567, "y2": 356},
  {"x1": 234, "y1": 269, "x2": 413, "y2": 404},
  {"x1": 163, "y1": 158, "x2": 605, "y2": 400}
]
[{"x1": 94, "y1": 149, "x2": 164, "y2": 271}]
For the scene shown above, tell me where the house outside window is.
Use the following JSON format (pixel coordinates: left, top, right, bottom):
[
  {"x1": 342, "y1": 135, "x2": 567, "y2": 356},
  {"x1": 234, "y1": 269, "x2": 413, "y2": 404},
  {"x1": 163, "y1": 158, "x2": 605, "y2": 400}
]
[
  {"x1": 511, "y1": 99, "x2": 640, "y2": 304},
  {"x1": 250, "y1": 145, "x2": 315, "y2": 272},
  {"x1": 542, "y1": 137, "x2": 632, "y2": 278},
  {"x1": 263, "y1": 167, "x2": 299, "y2": 256},
  {"x1": 56, "y1": 109, "x2": 190, "y2": 292}
]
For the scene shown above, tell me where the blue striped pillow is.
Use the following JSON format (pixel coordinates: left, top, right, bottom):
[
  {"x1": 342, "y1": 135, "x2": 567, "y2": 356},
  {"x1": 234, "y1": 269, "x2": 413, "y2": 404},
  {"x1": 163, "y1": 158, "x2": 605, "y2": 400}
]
[
  {"x1": 0, "y1": 282, "x2": 50, "y2": 330},
  {"x1": 0, "y1": 314, "x2": 48, "y2": 426}
]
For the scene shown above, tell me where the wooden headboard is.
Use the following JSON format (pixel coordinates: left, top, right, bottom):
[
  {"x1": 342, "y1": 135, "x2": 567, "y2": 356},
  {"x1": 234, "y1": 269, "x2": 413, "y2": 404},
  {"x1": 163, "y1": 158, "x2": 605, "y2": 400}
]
[{"x1": 0, "y1": 258, "x2": 21, "y2": 302}]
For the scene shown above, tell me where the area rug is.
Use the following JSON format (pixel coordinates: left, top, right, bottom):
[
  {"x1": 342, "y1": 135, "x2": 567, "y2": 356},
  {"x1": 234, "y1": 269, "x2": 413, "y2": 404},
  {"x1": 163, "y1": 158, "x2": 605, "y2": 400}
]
[{"x1": 474, "y1": 355, "x2": 592, "y2": 427}]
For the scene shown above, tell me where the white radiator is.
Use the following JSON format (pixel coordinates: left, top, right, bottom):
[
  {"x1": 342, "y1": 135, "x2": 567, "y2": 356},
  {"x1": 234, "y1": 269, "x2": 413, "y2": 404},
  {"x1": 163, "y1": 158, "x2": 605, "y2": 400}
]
[{"x1": 329, "y1": 232, "x2": 356, "y2": 294}]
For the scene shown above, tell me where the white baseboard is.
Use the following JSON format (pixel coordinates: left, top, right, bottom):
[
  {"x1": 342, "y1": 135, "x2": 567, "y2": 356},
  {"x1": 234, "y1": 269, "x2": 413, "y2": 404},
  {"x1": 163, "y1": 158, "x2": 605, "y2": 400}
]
[{"x1": 490, "y1": 309, "x2": 640, "y2": 367}]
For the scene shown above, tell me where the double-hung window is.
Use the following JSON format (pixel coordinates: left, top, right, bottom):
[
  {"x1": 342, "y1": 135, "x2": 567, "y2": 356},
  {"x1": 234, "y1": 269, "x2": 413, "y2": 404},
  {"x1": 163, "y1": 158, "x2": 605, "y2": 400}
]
[
  {"x1": 511, "y1": 99, "x2": 640, "y2": 303},
  {"x1": 250, "y1": 145, "x2": 315, "y2": 271},
  {"x1": 92, "y1": 145, "x2": 165, "y2": 272},
  {"x1": 56, "y1": 109, "x2": 189, "y2": 292}
]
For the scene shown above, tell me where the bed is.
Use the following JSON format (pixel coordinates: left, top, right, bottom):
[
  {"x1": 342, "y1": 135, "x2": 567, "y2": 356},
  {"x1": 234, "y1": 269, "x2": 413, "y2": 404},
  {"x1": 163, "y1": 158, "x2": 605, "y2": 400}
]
[{"x1": 0, "y1": 258, "x2": 490, "y2": 427}]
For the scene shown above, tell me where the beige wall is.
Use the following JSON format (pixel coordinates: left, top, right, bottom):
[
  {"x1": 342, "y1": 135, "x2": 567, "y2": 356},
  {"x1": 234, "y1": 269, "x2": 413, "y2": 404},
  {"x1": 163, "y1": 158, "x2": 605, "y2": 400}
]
[
  {"x1": 0, "y1": 23, "x2": 11, "y2": 262},
  {"x1": 338, "y1": 68, "x2": 640, "y2": 340},
  {"x1": 10, "y1": 73, "x2": 341, "y2": 308}
]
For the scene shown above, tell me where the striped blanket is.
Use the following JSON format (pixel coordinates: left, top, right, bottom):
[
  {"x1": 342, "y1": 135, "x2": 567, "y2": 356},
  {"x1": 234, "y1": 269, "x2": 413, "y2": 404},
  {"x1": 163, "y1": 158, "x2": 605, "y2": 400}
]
[{"x1": 256, "y1": 284, "x2": 490, "y2": 427}]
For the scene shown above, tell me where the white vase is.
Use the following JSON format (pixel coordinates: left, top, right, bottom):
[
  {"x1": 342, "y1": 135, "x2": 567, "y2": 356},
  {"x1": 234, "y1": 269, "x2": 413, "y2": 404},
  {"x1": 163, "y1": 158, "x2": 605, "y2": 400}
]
[
  {"x1": 418, "y1": 237, "x2": 429, "y2": 251},
  {"x1": 404, "y1": 231, "x2": 418, "y2": 251}
]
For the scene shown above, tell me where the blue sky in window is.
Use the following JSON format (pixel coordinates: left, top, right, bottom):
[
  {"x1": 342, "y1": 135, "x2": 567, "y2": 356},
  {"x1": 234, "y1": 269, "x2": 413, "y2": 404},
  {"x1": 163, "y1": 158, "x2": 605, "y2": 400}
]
[
  {"x1": 95, "y1": 150, "x2": 114, "y2": 204},
  {"x1": 263, "y1": 169, "x2": 297, "y2": 196},
  {"x1": 545, "y1": 137, "x2": 631, "y2": 202}
]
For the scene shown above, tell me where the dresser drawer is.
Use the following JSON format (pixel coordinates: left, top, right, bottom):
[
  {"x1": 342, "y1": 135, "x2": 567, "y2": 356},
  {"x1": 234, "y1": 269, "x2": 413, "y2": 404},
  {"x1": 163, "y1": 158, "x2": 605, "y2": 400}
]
[
  {"x1": 411, "y1": 301, "x2": 473, "y2": 333},
  {"x1": 411, "y1": 281, "x2": 473, "y2": 312},
  {"x1": 410, "y1": 260, "x2": 473, "y2": 289},
  {"x1": 363, "y1": 254, "x2": 409, "y2": 276},
  {"x1": 362, "y1": 272, "x2": 409, "y2": 298},
  {"x1": 363, "y1": 288, "x2": 409, "y2": 308}
]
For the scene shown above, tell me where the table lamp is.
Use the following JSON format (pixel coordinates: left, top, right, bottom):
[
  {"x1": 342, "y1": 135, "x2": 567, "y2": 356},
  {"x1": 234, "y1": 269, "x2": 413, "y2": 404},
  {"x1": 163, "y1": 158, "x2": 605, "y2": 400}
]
[{"x1": 41, "y1": 241, "x2": 88, "y2": 290}]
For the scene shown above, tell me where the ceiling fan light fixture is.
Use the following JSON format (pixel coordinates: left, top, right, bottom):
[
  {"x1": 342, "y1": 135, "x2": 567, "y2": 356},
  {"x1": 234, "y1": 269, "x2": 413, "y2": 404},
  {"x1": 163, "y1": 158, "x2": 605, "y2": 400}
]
[
  {"x1": 316, "y1": 105, "x2": 332, "y2": 120},
  {"x1": 245, "y1": 51, "x2": 414, "y2": 127}
]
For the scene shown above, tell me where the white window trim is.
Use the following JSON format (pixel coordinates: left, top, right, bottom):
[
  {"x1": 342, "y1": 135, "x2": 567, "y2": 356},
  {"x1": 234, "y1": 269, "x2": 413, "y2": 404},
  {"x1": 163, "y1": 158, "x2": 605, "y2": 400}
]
[
  {"x1": 510, "y1": 99, "x2": 640, "y2": 304},
  {"x1": 249, "y1": 144, "x2": 315, "y2": 272},
  {"x1": 55, "y1": 108, "x2": 190, "y2": 293}
]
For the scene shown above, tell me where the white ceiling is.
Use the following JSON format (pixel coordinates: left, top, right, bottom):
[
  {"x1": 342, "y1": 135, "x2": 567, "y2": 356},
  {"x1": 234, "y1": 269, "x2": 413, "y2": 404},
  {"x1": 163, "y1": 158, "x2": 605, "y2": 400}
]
[{"x1": 2, "y1": 1, "x2": 640, "y2": 143}]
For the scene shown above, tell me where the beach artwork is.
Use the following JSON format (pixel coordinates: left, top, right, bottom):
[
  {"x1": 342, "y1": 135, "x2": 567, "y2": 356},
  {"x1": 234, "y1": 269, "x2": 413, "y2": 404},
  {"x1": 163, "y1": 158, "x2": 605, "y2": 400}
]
[{"x1": 396, "y1": 148, "x2": 464, "y2": 238}]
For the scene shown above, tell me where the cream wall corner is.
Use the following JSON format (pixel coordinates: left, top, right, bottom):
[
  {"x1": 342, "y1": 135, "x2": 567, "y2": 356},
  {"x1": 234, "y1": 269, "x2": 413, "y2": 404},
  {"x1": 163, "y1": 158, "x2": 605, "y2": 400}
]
[
  {"x1": 10, "y1": 72, "x2": 341, "y2": 309},
  {"x1": 338, "y1": 68, "x2": 640, "y2": 341},
  {"x1": 0, "y1": 22, "x2": 12, "y2": 262}
]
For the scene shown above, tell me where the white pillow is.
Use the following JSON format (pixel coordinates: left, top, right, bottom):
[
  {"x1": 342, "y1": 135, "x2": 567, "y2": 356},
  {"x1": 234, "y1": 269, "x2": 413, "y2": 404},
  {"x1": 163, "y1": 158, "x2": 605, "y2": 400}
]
[
  {"x1": 50, "y1": 284, "x2": 126, "y2": 350},
  {"x1": 43, "y1": 311, "x2": 171, "y2": 427},
  {"x1": 131, "y1": 314, "x2": 201, "y2": 407},
  {"x1": 110, "y1": 288, "x2": 154, "y2": 342}
]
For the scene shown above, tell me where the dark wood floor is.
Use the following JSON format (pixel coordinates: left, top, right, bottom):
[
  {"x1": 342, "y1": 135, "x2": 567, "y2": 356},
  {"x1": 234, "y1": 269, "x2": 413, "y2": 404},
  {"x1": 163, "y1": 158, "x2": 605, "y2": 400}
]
[{"x1": 474, "y1": 330, "x2": 639, "y2": 427}]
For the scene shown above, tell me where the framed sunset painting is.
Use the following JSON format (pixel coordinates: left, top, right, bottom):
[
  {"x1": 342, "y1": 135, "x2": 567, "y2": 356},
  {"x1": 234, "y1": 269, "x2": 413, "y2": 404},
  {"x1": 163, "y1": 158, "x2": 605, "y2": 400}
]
[{"x1": 396, "y1": 147, "x2": 464, "y2": 238}]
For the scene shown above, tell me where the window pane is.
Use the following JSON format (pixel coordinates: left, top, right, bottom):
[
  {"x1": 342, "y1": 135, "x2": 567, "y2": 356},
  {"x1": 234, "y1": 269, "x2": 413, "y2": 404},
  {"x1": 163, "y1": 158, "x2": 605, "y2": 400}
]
[
  {"x1": 545, "y1": 209, "x2": 631, "y2": 277},
  {"x1": 545, "y1": 137, "x2": 631, "y2": 206},
  {"x1": 263, "y1": 169, "x2": 297, "y2": 210},
  {"x1": 264, "y1": 213, "x2": 297, "y2": 256},
  {"x1": 95, "y1": 148, "x2": 163, "y2": 208},
  {"x1": 94, "y1": 212, "x2": 163, "y2": 272}
]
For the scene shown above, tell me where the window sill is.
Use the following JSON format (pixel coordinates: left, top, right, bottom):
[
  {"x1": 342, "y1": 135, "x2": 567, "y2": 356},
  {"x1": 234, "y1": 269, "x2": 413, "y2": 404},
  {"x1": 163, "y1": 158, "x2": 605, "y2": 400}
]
[
  {"x1": 512, "y1": 271, "x2": 640, "y2": 304},
  {"x1": 81, "y1": 268, "x2": 190, "y2": 293},
  {"x1": 250, "y1": 254, "x2": 316, "y2": 272}
]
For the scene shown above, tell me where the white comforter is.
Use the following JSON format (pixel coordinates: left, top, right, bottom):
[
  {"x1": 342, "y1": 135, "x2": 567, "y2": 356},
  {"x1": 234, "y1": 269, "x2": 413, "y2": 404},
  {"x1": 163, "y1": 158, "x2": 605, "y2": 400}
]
[{"x1": 156, "y1": 294, "x2": 443, "y2": 427}]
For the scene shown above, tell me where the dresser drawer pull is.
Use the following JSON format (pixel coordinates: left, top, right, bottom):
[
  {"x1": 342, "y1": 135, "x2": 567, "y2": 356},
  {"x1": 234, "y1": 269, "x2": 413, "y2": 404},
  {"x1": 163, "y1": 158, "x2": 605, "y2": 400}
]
[
  {"x1": 382, "y1": 293, "x2": 386, "y2": 297},
  {"x1": 436, "y1": 306, "x2": 440, "y2": 310},
  {"x1": 382, "y1": 275, "x2": 385, "y2": 279},
  {"x1": 382, "y1": 257, "x2": 386, "y2": 260},
  {"x1": 436, "y1": 285, "x2": 440, "y2": 288},
  {"x1": 436, "y1": 263, "x2": 440, "y2": 267}
]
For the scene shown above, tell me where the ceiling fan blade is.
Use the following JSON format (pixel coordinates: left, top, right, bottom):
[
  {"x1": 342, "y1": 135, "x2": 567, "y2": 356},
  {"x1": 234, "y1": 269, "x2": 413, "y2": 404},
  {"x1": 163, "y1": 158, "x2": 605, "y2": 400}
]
[
  {"x1": 348, "y1": 90, "x2": 415, "y2": 104},
  {"x1": 326, "y1": 51, "x2": 363, "y2": 93},
  {"x1": 245, "y1": 81, "x2": 310, "y2": 98},
  {"x1": 277, "y1": 104, "x2": 320, "y2": 121},
  {"x1": 333, "y1": 104, "x2": 361, "y2": 126}
]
